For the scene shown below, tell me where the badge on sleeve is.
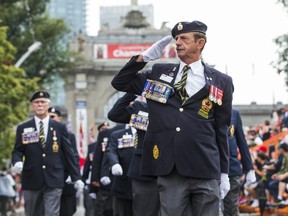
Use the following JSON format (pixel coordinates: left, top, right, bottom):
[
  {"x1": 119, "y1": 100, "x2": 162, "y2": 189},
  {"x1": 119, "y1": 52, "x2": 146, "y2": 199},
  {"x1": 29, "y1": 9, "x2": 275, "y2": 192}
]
[
  {"x1": 229, "y1": 125, "x2": 235, "y2": 137},
  {"x1": 142, "y1": 79, "x2": 172, "y2": 104}
]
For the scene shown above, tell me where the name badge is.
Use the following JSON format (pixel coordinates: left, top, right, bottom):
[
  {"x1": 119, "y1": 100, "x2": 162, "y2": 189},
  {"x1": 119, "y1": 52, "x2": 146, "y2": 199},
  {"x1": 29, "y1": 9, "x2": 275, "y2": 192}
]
[
  {"x1": 142, "y1": 79, "x2": 172, "y2": 104},
  {"x1": 129, "y1": 113, "x2": 149, "y2": 131},
  {"x1": 22, "y1": 131, "x2": 39, "y2": 144},
  {"x1": 159, "y1": 74, "x2": 173, "y2": 83}
]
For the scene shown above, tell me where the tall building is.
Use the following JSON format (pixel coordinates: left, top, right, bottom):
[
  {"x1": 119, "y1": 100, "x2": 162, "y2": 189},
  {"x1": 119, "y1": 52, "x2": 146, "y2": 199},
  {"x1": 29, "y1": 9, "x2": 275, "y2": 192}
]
[{"x1": 46, "y1": 0, "x2": 87, "y2": 36}]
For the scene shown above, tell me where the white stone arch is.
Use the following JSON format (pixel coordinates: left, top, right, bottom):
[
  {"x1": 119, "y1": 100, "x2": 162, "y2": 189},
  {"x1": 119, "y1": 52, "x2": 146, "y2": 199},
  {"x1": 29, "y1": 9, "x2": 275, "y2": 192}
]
[{"x1": 104, "y1": 91, "x2": 125, "y2": 126}]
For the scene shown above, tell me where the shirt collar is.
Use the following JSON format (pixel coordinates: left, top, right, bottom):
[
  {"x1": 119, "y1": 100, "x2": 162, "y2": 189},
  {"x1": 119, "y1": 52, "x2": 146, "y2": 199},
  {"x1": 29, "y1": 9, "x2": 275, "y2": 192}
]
[
  {"x1": 34, "y1": 115, "x2": 49, "y2": 125},
  {"x1": 179, "y1": 59, "x2": 204, "y2": 75}
]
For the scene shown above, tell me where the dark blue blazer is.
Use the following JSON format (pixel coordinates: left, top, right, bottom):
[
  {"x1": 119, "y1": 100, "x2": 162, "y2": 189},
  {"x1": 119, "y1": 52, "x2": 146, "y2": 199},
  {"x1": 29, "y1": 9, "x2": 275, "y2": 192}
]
[
  {"x1": 111, "y1": 56, "x2": 234, "y2": 179},
  {"x1": 108, "y1": 93, "x2": 153, "y2": 181},
  {"x1": 106, "y1": 127, "x2": 134, "y2": 200},
  {"x1": 90, "y1": 124, "x2": 125, "y2": 192},
  {"x1": 82, "y1": 142, "x2": 96, "y2": 183},
  {"x1": 228, "y1": 109, "x2": 254, "y2": 176},
  {"x1": 12, "y1": 118, "x2": 81, "y2": 190},
  {"x1": 62, "y1": 132, "x2": 79, "y2": 195}
]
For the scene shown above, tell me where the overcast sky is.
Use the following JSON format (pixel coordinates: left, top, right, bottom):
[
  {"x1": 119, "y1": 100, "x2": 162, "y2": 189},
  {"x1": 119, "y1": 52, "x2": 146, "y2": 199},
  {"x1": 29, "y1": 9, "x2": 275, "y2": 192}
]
[{"x1": 87, "y1": 0, "x2": 288, "y2": 105}]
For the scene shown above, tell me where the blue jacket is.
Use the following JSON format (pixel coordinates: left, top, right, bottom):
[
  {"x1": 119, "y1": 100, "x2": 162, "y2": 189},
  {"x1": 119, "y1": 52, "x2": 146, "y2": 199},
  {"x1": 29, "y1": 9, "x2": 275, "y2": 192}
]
[
  {"x1": 12, "y1": 118, "x2": 81, "y2": 190},
  {"x1": 111, "y1": 56, "x2": 234, "y2": 179},
  {"x1": 228, "y1": 109, "x2": 254, "y2": 176},
  {"x1": 108, "y1": 93, "x2": 154, "y2": 181}
]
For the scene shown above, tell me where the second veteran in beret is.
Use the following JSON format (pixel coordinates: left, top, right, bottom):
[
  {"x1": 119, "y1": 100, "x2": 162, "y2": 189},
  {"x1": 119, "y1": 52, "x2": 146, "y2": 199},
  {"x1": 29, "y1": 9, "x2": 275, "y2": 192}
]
[
  {"x1": 11, "y1": 89, "x2": 84, "y2": 215},
  {"x1": 29, "y1": 90, "x2": 50, "y2": 102}
]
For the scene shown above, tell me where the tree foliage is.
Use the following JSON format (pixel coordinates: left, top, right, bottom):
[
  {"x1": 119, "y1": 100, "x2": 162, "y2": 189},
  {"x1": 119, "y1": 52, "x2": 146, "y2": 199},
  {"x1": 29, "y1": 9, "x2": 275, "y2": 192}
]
[
  {"x1": 0, "y1": 25, "x2": 39, "y2": 166},
  {"x1": 273, "y1": 0, "x2": 288, "y2": 85},
  {"x1": 0, "y1": 0, "x2": 74, "y2": 84}
]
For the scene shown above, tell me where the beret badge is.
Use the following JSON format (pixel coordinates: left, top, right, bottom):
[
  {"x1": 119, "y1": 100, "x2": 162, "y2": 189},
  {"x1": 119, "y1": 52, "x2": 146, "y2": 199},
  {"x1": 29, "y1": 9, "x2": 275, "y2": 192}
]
[{"x1": 177, "y1": 22, "x2": 183, "y2": 31}]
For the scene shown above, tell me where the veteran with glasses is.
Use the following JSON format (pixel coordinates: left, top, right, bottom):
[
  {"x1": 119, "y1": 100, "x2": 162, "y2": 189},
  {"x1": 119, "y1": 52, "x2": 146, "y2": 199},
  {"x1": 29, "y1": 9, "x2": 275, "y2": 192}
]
[{"x1": 11, "y1": 90, "x2": 84, "y2": 216}]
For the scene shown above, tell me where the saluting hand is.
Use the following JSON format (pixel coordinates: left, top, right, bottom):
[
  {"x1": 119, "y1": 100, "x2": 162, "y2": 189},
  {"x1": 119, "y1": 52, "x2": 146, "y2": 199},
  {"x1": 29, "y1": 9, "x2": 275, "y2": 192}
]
[{"x1": 142, "y1": 35, "x2": 173, "y2": 62}]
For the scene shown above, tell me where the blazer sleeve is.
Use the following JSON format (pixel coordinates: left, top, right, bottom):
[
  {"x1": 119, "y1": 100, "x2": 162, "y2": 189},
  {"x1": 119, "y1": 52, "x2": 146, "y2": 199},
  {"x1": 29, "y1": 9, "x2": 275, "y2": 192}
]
[
  {"x1": 111, "y1": 56, "x2": 148, "y2": 95},
  {"x1": 106, "y1": 131, "x2": 120, "y2": 167},
  {"x1": 12, "y1": 125, "x2": 25, "y2": 164},
  {"x1": 90, "y1": 140, "x2": 102, "y2": 182},
  {"x1": 61, "y1": 124, "x2": 81, "y2": 182},
  {"x1": 235, "y1": 110, "x2": 254, "y2": 172},
  {"x1": 108, "y1": 93, "x2": 137, "y2": 123},
  {"x1": 214, "y1": 75, "x2": 234, "y2": 174}
]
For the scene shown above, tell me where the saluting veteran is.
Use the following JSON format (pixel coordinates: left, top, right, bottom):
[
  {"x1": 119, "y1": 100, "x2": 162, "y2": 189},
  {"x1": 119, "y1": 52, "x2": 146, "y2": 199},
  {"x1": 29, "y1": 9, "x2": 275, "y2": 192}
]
[
  {"x1": 11, "y1": 90, "x2": 84, "y2": 216},
  {"x1": 111, "y1": 20, "x2": 234, "y2": 215}
]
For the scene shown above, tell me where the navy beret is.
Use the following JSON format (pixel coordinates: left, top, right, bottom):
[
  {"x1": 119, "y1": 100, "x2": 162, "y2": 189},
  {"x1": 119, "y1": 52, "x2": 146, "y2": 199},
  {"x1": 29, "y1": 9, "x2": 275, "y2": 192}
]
[
  {"x1": 97, "y1": 122, "x2": 109, "y2": 131},
  {"x1": 29, "y1": 90, "x2": 50, "y2": 102},
  {"x1": 171, "y1": 20, "x2": 207, "y2": 38},
  {"x1": 48, "y1": 107, "x2": 62, "y2": 117}
]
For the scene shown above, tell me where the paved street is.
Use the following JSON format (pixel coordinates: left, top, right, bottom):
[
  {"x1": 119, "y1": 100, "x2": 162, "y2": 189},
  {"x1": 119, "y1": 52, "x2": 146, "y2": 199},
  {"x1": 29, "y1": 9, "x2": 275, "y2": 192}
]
[
  {"x1": 7, "y1": 195, "x2": 265, "y2": 216},
  {"x1": 7, "y1": 195, "x2": 85, "y2": 216}
]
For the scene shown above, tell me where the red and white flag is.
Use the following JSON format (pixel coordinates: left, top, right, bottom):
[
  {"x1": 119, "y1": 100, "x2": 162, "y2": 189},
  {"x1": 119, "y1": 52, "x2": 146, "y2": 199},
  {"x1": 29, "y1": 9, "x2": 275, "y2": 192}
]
[
  {"x1": 78, "y1": 116, "x2": 86, "y2": 169},
  {"x1": 89, "y1": 123, "x2": 96, "y2": 144}
]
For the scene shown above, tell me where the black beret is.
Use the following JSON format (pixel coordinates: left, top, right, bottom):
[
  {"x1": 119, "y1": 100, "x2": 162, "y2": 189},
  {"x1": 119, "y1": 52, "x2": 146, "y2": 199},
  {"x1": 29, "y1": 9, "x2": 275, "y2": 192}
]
[
  {"x1": 48, "y1": 107, "x2": 62, "y2": 117},
  {"x1": 97, "y1": 122, "x2": 109, "y2": 131},
  {"x1": 171, "y1": 20, "x2": 207, "y2": 38},
  {"x1": 29, "y1": 90, "x2": 50, "y2": 102}
]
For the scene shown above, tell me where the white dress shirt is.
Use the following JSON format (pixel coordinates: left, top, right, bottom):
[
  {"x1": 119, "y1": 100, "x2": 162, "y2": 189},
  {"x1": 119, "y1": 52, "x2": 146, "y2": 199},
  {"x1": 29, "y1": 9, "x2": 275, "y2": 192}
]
[
  {"x1": 174, "y1": 59, "x2": 205, "y2": 97},
  {"x1": 35, "y1": 116, "x2": 49, "y2": 141}
]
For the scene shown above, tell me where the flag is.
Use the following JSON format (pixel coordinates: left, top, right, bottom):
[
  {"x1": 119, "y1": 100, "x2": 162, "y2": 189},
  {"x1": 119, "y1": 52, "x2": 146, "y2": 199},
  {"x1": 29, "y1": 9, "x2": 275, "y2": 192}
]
[
  {"x1": 89, "y1": 123, "x2": 96, "y2": 144},
  {"x1": 78, "y1": 113, "x2": 85, "y2": 169}
]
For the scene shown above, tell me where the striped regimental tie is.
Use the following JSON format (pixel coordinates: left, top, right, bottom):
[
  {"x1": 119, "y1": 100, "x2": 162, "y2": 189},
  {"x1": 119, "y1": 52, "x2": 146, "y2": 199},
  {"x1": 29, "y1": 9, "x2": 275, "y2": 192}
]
[
  {"x1": 174, "y1": 65, "x2": 190, "y2": 105},
  {"x1": 134, "y1": 133, "x2": 138, "y2": 148},
  {"x1": 39, "y1": 121, "x2": 46, "y2": 148}
]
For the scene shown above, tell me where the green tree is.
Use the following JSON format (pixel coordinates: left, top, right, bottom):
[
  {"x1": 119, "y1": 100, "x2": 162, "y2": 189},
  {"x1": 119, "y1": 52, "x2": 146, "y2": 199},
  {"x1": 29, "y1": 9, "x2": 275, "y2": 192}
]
[
  {"x1": 0, "y1": 0, "x2": 74, "y2": 84},
  {"x1": 0, "y1": 25, "x2": 39, "y2": 167},
  {"x1": 273, "y1": 0, "x2": 288, "y2": 85}
]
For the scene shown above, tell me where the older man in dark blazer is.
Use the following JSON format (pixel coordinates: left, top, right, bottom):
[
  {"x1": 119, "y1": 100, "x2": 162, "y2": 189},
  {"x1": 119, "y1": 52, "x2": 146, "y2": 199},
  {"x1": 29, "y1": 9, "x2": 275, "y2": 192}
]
[
  {"x1": 108, "y1": 93, "x2": 160, "y2": 216},
  {"x1": 105, "y1": 126, "x2": 135, "y2": 216},
  {"x1": 111, "y1": 20, "x2": 234, "y2": 215},
  {"x1": 11, "y1": 90, "x2": 84, "y2": 216},
  {"x1": 48, "y1": 106, "x2": 80, "y2": 216}
]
